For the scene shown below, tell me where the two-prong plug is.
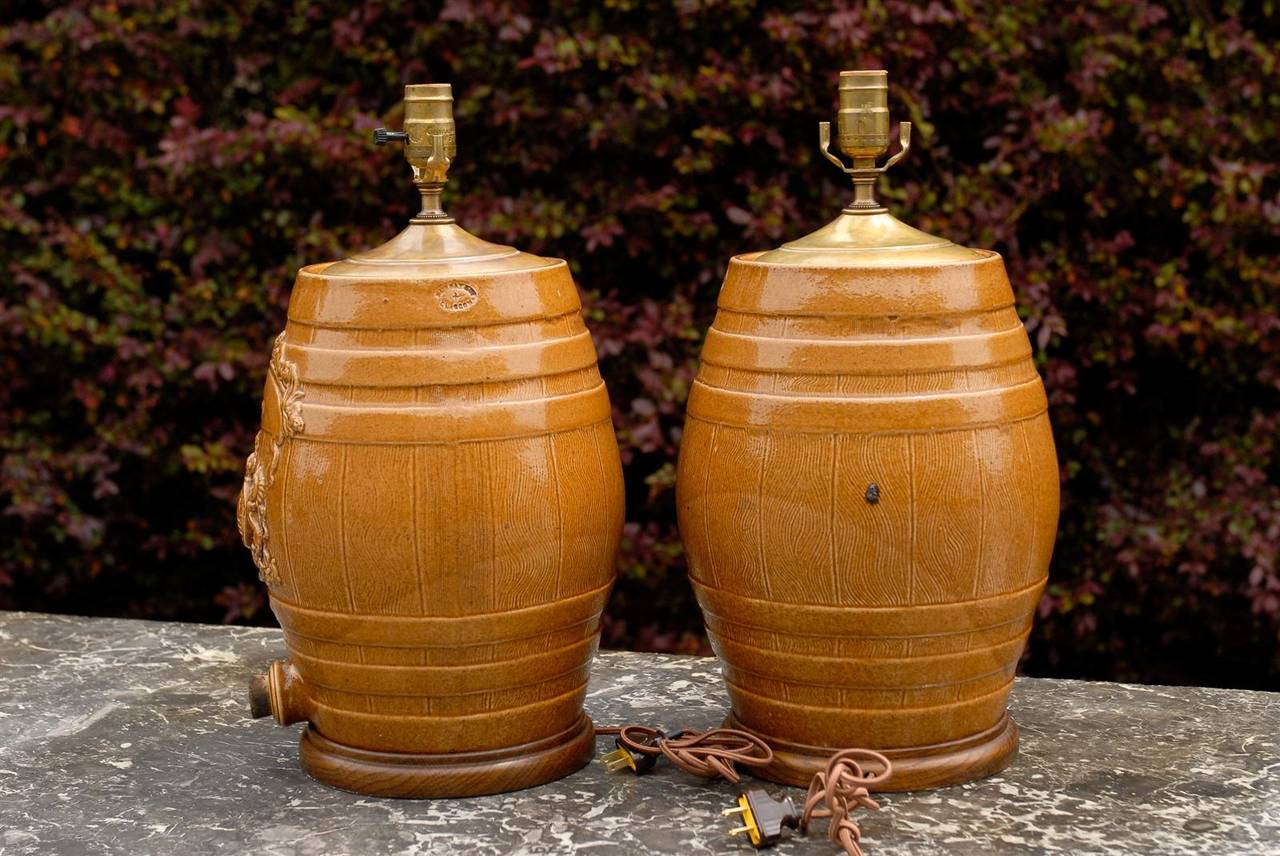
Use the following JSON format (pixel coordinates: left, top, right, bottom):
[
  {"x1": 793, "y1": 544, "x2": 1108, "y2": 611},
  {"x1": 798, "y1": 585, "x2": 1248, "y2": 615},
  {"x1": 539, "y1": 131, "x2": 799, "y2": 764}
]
[
  {"x1": 723, "y1": 788, "x2": 800, "y2": 848},
  {"x1": 600, "y1": 731, "x2": 665, "y2": 775}
]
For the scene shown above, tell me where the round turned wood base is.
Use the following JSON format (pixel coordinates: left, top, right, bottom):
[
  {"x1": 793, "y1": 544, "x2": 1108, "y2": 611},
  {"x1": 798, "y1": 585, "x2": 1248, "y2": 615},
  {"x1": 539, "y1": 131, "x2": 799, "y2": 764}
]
[
  {"x1": 298, "y1": 714, "x2": 595, "y2": 798},
  {"x1": 724, "y1": 711, "x2": 1019, "y2": 792}
]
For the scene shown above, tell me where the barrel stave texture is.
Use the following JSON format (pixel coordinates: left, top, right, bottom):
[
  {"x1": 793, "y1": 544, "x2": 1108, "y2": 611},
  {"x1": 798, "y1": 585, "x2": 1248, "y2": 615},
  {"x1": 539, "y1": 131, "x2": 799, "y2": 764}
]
[
  {"x1": 246, "y1": 260, "x2": 624, "y2": 761},
  {"x1": 677, "y1": 252, "x2": 1058, "y2": 764}
]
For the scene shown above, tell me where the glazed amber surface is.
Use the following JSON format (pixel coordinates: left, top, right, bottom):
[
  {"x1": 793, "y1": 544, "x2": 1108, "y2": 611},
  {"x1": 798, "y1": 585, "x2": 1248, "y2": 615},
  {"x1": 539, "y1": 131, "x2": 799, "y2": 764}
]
[
  {"x1": 241, "y1": 252, "x2": 624, "y2": 797},
  {"x1": 241, "y1": 82, "x2": 626, "y2": 797},
  {"x1": 677, "y1": 251, "x2": 1059, "y2": 790}
]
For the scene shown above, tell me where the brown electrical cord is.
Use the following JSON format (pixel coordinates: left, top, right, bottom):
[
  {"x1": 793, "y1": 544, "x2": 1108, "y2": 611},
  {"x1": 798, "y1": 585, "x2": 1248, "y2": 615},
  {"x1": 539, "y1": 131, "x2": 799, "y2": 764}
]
[
  {"x1": 799, "y1": 749, "x2": 893, "y2": 856},
  {"x1": 597, "y1": 725, "x2": 774, "y2": 784}
]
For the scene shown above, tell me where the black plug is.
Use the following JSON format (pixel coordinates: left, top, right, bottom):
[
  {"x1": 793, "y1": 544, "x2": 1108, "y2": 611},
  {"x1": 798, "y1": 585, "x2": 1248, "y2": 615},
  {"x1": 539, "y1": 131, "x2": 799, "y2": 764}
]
[
  {"x1": 723, "y1": 788, "x2": 800, "y2": 848},
  {"x1": 600, "y1": 733, "x2": 662, "y2": 774}
]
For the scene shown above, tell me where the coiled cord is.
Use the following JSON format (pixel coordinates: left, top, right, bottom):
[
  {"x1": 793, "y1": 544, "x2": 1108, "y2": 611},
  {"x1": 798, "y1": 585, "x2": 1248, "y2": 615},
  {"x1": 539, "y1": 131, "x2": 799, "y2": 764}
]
[
  {"x1": 597, "y1": 724, "x2": 773, "y2": 783},
  {"x1": 800, "y1": 749, "x2": 893, "y2": 856}
]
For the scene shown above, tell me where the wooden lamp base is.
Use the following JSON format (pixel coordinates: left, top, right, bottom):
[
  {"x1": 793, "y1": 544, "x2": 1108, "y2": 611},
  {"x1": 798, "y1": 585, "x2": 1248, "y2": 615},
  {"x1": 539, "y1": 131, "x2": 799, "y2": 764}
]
[
  {"x1": 724, "y1": 711, "x2": 1019, "y2": 792},
  {"x1": 297, "y1": 714, "x2": 596, "y2": 798}
]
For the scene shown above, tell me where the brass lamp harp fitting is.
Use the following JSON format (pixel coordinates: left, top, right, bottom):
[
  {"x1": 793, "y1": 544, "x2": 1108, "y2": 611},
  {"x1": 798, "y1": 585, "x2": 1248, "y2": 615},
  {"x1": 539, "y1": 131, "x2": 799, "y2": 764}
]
[
  {"x1": 373, "y1": 83, "x2": 457, "y2": 224},
  {"x1": 819, "y1": 70, "x2": 912, "y2": 215}
]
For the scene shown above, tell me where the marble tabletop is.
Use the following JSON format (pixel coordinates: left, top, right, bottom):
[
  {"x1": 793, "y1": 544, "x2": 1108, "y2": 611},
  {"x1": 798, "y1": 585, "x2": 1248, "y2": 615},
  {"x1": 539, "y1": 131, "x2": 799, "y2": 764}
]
[{"x1": 0, "y1": 611, "x2": 1276, "y2": 855}]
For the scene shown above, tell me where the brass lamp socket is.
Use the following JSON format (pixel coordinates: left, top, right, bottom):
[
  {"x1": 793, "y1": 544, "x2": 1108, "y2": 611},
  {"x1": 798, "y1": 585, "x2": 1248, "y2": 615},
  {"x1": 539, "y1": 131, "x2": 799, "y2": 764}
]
[
  {"x1": 836, "y1": 70, "x2": 890, "y2": 162},
  {"x1": 404, "y1": 83, "x2": 455, "y2": 183},
  {"x1": 817, "y1": 69, "x2": 912, "y2": 214}
]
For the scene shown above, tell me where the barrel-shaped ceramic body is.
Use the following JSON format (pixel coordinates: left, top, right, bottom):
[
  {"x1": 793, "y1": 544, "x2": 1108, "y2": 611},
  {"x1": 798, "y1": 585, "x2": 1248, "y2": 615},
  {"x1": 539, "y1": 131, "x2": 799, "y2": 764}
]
[
  {"x1": 239, "y1": 260, "x2": 624, "y2": 790},
  {"x1": 677, "y1": 251, "x2": 1058, "y2": 789}
]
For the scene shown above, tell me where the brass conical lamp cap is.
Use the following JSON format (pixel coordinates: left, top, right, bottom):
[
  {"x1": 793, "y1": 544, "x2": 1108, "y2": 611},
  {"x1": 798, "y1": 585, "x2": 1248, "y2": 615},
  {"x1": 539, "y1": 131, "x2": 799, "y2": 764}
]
[
  {"x1": 324, "y1": 83, "x2": 555, "y2": 277},
  {"x1": 755, "y1": 70, "x2": 983, "y2": 268}
]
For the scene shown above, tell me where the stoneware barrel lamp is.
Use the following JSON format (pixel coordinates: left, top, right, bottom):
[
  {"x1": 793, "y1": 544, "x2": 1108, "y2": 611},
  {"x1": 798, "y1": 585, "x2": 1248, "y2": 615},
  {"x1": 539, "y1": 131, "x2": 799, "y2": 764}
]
[
  {"x1": 240, "y1": 84, "x2": 625, "y2": 797},
  {"x1": 676, "y1": 70, "x2": 1059, "y2": 791}
]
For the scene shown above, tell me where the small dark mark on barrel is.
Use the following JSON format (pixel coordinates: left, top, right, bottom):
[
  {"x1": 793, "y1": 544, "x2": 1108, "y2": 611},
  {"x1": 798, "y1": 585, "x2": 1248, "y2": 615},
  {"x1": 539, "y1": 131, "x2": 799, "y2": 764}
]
[{"x1": 865, "y1": 483, "x2": 880, "y2": 504}]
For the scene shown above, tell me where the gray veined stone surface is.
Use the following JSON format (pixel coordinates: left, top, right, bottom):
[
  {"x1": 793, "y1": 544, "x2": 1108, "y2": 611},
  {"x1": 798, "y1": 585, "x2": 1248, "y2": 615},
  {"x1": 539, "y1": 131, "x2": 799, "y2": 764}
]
[{"x1": 0, "y1": 611, "x2": 1277, "y2": 855}]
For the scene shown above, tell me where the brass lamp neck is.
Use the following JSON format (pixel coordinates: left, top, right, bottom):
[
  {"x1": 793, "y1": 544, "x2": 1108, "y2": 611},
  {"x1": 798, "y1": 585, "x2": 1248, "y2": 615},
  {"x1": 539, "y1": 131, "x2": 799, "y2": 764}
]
[
  {"x1": 373, "y1": 83, "x2": 457, "y2": 225},
  {"x1": 818, "y1": 70, "x2": 912, "y2": 215}
]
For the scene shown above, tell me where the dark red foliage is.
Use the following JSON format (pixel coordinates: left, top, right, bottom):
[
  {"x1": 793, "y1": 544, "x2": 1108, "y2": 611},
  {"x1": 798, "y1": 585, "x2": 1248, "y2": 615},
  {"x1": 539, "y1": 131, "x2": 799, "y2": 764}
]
[{"x1": 1, "y1": 1, "x2": 1277, "y2": 687}]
